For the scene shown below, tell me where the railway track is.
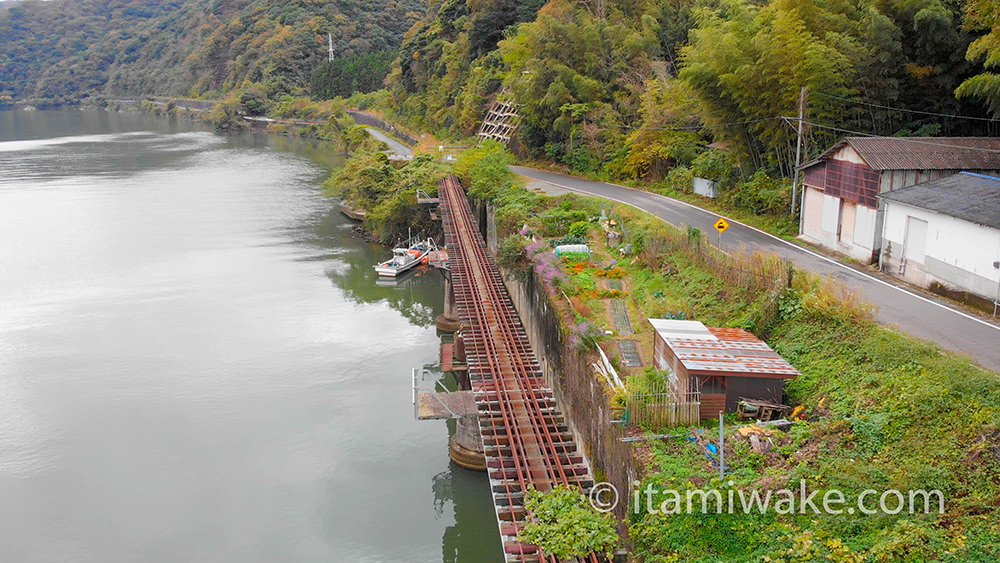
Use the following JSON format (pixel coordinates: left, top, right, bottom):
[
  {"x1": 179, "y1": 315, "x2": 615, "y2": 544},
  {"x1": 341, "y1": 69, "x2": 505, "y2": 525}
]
[{"x1": 439, "y1": 175, "x2": 599, "y2": 563}]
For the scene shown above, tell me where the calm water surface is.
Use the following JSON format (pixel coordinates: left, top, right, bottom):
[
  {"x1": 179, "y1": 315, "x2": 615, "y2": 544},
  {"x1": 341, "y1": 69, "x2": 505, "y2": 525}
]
[{"x1": 0, "y1": 109, "x2": 501, "y2": 562}]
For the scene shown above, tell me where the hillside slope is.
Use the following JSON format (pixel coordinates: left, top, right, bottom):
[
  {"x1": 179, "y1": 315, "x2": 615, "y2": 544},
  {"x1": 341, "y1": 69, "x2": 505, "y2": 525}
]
[
  {"x1": 385, "y1": 0, "x2": 996, "y2": 179},
  {"x1": 0, "y1": 0, "x2": 421, "y2": 103}
]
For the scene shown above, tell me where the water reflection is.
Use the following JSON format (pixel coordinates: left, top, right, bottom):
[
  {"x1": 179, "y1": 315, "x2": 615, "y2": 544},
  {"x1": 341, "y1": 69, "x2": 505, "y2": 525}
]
[
  {"x1": 430, "y1": 375, "x2": 505, "y2": 562},
  {"x1": 318, "y1": 218, "x2": 444, "y2": 327},
  {"x1": 437, "y1": 463, "x2": 504, "y2": 563},
  {"x1": 281, "y1": 125, "x2": 502, "y2": 561},
  {"x1": 0, "y1": 107, "x2": 504, "y2": 562}
]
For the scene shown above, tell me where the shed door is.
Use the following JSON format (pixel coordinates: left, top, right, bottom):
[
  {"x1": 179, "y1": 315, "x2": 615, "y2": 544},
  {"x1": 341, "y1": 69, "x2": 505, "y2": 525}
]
[
  {"x1": 821, "y1": 194, "x2": 840, "y2": 234},
  {"x1": 904, "y1": 216, "x2": 928, "y2": 264},
  {"x1": 838, "y1": 200, "x2": 856, "y2": 244}
]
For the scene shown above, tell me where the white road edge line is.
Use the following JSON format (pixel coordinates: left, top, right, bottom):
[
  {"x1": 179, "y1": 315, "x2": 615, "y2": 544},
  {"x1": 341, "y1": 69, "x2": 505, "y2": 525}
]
[{"x1": 523, "y1": 171, "x2": 1000, "y2": 334}]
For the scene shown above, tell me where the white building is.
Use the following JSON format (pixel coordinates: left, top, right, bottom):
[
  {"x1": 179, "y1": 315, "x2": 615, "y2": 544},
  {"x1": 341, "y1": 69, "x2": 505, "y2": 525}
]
[
  {"x1": 880, "y1": 172, "x2": 1000, "y2": 303},
  {"x1": 798, "y1": 137, "x2": 1000, "y2": 263}
]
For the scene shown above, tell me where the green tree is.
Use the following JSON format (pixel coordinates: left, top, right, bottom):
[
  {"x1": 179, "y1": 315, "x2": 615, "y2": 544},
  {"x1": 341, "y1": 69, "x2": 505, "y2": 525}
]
[
  {"x1": 957, "y1": 0, "x2": 1000, "y2": 115},
  {"x1": 874, "y1": 0, "x2": 985, "y2": 135},
  {"x1": 311, "y1": 50, "x2": 398, "y2": 99},
  {"x1": 498, "y1": 0, "x2": 658, "y2": 163},
  {"x1": 324, "y1": 140, "x2": 397, "y2": 211},
  {"x1": 324, "y1": 142, "x2": 446, "y2": 244},
  {"x1": 387, "y1": 0, "x2": 543, "y2": 137},
  {"x1": 608, "y1": 78, "x2": 701, "y2": 180},
  {"x1": 680, "y1": 0, "x2": 857, "y2": 172}
]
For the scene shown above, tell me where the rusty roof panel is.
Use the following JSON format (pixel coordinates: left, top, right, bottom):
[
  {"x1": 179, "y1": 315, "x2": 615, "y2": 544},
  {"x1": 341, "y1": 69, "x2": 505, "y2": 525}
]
[
  {"x1": 815, "y1": 137, "x2": 1000, "y2": 171},
  {"x1": 650, "y1": 321, "x2": 799, "y2": 379}
]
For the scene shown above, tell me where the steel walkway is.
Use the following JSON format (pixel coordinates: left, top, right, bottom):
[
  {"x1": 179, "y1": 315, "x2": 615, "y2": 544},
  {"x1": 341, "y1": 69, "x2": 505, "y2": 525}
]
[{"x1": 438, "y1": 175, "x2": 598, "y2": 563}]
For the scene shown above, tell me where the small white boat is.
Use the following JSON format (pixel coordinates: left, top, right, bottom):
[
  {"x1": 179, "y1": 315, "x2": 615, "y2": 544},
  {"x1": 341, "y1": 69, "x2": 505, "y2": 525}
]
[{"x1": 374, "y1": 238, "x2": 437, "y2": 277}]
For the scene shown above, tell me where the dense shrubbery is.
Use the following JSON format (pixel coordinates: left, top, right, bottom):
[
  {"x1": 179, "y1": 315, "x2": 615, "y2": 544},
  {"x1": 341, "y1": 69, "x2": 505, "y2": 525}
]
[
  {"x1": 520, "y1": 486, "x2": 618, "y2": 560},
  {"x1": 721, "y1": 170, "x2": 790, "y2": 215},
  {"x1": 497, "y1": 234, "x2": 531, "y2": 278},
  {"x1": 207, "y1": 99, "x2": 247, "y2": 133},
  {"x1": 322, "y1": 142, "x2": 447, "y2": 244},
  {"x1": 453, "y1": 140, "x2": 518, "y2": 200},
  {"x1": 452, "y1": 141, "x2": 545, "y2": 236},
  {"x1": 539, "y1": 207, "x2": 588, "y2": 237}
]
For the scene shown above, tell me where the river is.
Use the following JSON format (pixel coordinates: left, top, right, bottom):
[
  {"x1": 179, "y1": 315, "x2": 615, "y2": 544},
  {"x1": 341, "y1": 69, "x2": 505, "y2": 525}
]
[{"x1": 0, "y1": 109, "x2": 501, "y2": 562}]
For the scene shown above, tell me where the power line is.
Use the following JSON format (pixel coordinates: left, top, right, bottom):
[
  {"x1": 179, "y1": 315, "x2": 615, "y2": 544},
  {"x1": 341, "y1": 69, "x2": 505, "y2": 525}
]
[
  {"x1": 604, "y1": 110, "x2": 1000, "y2": 155},
  {"x1": 812, "y1": 91, "x2": 999, "y2": 123},
  {"x1": 605, "y1": 116, "x2": 784, "y2": 131},
  {"x1": 801, "y1": 120, "x2": 1000, "y2": 154},
  {"x1": 605, "y1": 122, "x2": 703, "y2": 131}
]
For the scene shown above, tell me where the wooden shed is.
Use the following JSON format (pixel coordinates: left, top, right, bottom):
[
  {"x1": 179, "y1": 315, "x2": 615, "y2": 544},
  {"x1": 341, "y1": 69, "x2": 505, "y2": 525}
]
[{"x1": 650, "y1": 319, "x2": 799, "y2": 420}]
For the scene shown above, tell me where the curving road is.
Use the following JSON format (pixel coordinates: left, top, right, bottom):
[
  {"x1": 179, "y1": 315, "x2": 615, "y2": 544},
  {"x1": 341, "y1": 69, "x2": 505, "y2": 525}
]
[
  {"x1": 513, "y1": 166, "x2": 1000, "y2": 372},
  {"x1": 364, "y1": 127, "x2": 413, "y2": 158}
]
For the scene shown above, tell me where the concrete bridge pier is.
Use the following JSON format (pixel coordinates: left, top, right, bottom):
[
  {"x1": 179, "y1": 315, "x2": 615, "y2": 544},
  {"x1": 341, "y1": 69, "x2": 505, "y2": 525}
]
[
  {"x1": 436, "y1": 268, "x2": 462, "y2": 333},
  {"x1": 447, "y1": 331, "x2": 486, "y2": 471},
  {"x1": 450, "y1": 415, "x2": 486, "y2": 471}
]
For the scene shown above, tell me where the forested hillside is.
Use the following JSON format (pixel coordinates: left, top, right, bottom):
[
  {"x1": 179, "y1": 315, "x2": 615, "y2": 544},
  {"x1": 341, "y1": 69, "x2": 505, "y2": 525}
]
[
  {"x1": 0, "y1": 0, "x2": 422, "y2": 104},
  {"x1": 4, "y1": 0, "x2": 1000, "y2": 221},
  {"x1": 385, "y1": 0, "x2": 1000, "y2": 194}
]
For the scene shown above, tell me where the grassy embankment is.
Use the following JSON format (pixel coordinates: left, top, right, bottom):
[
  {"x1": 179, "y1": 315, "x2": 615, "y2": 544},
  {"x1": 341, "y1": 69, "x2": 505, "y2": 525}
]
[
  {"x1": 454, "y1": 143, "x2": 1000, "y2": 562},
  {"x1": 520, "y1": 158, "x2": 802, "y2": 239}
]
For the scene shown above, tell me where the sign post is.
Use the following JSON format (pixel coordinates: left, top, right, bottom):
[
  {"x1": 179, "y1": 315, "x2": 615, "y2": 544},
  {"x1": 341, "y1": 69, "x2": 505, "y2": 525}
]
[
  {"x1": 719, "y1": 410, "x2": 725, "y2": 480},
  {"x1": 713, "y1": 218, "x2": 729, "y2": 248}
]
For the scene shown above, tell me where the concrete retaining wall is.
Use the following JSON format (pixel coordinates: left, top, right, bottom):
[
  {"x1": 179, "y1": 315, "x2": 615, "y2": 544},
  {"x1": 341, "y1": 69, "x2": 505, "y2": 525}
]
[{"x1": 471, "y1": 195, "x2": 635, "y2": 522}]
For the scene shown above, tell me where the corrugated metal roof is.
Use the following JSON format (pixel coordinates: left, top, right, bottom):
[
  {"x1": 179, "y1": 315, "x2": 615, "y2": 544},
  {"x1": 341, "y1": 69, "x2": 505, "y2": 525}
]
[
  {"x1": 649, "y1": 320, "x2": 799, "y2": 379},
  {"x1": 802, "y1": 137, "x2": 1000, "y2": 172},
  {"x1": 879, "y1": 172, "x2": 1000, "y2": 230},
  {"x1": 648, "y1": 319, "x2": 715, "y2": 340}
]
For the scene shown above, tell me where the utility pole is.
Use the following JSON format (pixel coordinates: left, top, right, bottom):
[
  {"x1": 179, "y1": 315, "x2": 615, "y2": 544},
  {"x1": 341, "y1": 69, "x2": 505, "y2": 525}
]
[
  {"x1": 790, "y1": 86, "x2": 807, "y2": 216},
  {"x1": 328, "y1": 33, "x2": 334, "y2": 62}
]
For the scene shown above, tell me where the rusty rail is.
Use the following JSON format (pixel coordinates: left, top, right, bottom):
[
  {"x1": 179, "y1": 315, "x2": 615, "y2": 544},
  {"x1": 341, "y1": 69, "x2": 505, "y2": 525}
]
[{"x1": 439, "y1": 174, "x2": 599, "y2": 563}]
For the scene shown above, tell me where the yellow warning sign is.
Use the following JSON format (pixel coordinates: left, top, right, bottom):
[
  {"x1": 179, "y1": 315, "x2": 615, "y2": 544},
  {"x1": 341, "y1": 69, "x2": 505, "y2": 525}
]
[{"x1": 714, "y1": 218, "x2": 729, "y2": 233}]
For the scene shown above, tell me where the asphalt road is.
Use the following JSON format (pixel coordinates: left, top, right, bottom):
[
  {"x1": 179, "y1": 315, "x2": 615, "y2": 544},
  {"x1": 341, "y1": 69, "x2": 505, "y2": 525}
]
[
  {"x1": 364, "y1": 127, "x2": 413, "y2": 157},
  {"x1": 513, "y1": 166, "x2": 1000, "y2": 372}
]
